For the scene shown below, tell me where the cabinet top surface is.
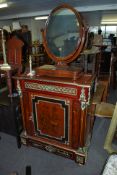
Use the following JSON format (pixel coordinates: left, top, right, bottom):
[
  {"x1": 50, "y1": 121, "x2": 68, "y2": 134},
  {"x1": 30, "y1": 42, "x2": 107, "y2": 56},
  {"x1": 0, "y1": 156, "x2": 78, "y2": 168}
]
[{"x1": 14, "y1": 72, "x2": 95, "y2": 87}]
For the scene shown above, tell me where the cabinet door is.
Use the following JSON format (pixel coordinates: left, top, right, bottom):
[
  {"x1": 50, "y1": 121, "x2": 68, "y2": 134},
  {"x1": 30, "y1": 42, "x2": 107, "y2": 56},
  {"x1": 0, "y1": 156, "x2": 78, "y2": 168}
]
[{"x1": 27, "y1": 92, "x2": 73, "y2": 146}]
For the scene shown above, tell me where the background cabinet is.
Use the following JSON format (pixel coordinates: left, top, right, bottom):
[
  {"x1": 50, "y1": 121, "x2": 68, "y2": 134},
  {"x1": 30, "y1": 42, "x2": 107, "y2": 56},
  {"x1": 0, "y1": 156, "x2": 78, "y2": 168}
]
[{"x1": 0, "y1": 90, "x2": 23, "y2": 148}]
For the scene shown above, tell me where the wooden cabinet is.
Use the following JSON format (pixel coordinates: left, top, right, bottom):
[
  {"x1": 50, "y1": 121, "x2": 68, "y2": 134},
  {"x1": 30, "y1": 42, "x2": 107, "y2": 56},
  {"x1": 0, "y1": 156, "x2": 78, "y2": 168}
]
[{"x1": 16, "y1": 73, "x2": 95, "y2": 164}]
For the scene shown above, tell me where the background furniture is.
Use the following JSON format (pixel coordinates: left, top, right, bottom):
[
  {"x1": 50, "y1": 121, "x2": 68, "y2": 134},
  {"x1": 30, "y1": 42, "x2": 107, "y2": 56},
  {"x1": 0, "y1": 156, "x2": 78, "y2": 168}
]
[
  {"x1": 79, "y1": 49, "x2": 100, "y2": 74},
  {"x1": 2, "y1": 36, "x2": 24, "y2": 96},
  {"x1": 0, "y1": 90, "x2": 23, "y2": 148},
  {"x1": 31, "y1": 42, "x2": 52, "y2": 67},
  {"x1": 110, "y1": 48, "x2": 117, "y2": 89},
  {"x1": 6, "y1": 36, "x2": 24, "y2": 75},
  {"x1": 21, "y1": 24, "x2": 32, "y2": 63},
  {"x1": 104, "y1": 102, "x2": 117, "y2": 154},
  {"x1": 94, "y1": 101, "x2": 117, "y2": 154}
]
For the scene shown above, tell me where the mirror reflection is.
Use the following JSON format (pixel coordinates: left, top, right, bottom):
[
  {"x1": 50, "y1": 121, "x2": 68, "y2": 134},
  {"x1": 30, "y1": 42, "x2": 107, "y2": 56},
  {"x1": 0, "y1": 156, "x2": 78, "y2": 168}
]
[{"x1": 46, "y1": 8, "x2": 80, "y2": 58}]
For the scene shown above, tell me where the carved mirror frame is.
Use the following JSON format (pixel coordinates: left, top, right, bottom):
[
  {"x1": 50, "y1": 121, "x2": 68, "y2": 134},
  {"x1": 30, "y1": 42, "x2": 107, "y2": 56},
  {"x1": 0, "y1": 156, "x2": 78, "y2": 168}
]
[{"x1": 41, "y1": 4, "x2": 87, "y2": 66}]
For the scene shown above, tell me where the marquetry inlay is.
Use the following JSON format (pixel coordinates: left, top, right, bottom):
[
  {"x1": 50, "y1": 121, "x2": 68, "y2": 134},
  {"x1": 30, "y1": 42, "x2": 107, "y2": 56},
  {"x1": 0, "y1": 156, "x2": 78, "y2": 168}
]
[{"x1": 25, "y1": 82, "x2": 77, "y2": 95}]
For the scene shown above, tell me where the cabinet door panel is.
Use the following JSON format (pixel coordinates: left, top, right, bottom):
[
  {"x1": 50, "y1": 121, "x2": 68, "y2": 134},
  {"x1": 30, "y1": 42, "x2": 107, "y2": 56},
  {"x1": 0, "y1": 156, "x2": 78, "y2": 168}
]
[
  {"x1": 35, "y1": 100, "x2": 65, "y2": 138},
  {"x1": 28, "y1": 93, "x2": 73, "y2": 145}
]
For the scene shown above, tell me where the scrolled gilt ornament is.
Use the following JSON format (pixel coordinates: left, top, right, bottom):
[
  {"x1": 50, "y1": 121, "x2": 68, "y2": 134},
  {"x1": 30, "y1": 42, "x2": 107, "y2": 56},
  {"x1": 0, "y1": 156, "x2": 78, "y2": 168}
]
[
  {"x1": 79, "y1": 87, "x2": 86, "y2": 102},
  {"x1": 17, "y1": 80, "x2": 22, "y2": 96},
  {"x1": 45, "y1": 145, "x2": 56, "y2": 153},
  {"x1": 79, "y1": 87, "x2": 91, "y2": 110},
  {"x1": 79, "y1": 87, "x2": 87, "y2": 110},
  {"x1": 21, "y1": 138, "x2": 27, "y2": 145},
  {"x1": 81, "y1": 101, "x2": 87, "y2": 111}
]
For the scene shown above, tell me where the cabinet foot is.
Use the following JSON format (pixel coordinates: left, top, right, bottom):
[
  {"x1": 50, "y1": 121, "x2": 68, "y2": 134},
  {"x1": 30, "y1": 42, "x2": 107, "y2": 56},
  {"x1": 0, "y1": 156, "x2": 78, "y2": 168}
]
[{"x1": 75, "y1": 147, "x2": 88, "y2": 165}]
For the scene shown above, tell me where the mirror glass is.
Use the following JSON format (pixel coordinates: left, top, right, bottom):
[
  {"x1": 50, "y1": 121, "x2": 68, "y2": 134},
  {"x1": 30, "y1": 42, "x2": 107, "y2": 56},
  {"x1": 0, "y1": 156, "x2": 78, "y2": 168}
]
[{"x1": 46, "y1": 8, "x2": 80, "y2": 58}]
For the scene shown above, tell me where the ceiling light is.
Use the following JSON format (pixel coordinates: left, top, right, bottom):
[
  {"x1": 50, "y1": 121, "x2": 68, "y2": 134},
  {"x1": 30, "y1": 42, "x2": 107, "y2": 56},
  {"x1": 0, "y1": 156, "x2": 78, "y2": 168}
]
[
  {"x1": 101, "y1": 21, "x2": 117, "y2": 24},
  {"x1": 0, "y1": 3, "x2": 8, "y2": 8},
  {"x1": 34, "y1": 16, "x2": 48, "y2": 20}
]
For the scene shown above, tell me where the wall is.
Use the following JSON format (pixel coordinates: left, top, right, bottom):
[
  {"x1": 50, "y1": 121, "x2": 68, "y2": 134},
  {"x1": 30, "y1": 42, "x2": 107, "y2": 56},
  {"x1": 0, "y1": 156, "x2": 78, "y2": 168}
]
[
  {"x1": 30, "y1": 19, "x2": 46, "y2": 42},
  {"x1": 0, "y1": 18, "x2": 46, "y2": 42},
  {"x1": 0, "y1": 11, "x2": 102, "y2": 42},
  {"x1": 18, "y1": 18, "x2": 46, "y2": 42},
  {"x1": 82, "y1": 11, "x2": 102, "y2": 26}
]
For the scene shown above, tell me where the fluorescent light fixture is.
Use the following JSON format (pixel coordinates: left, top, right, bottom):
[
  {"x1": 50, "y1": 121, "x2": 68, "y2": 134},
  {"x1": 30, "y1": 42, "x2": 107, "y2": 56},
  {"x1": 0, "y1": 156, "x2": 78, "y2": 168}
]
[
  {"x1": 34, "y1": 16, "x2": 48, "y2": 20},
  {"x1": 101, "y1": 21, "x2": 117, "y2": 24},
  {"x1": 0, "y1": 3, "x2": 8, "y2": 8}
]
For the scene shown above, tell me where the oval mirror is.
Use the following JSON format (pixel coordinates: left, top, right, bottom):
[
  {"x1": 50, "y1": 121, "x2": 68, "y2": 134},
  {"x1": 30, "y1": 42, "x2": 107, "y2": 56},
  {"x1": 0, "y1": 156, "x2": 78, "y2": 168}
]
[{"x1": 42, "y1": 4, "x2": 86, "y2": 64}]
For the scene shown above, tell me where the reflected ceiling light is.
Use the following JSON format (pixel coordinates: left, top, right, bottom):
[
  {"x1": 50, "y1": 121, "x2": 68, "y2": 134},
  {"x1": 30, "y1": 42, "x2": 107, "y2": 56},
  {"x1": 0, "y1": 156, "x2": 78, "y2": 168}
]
[
  {"x1": 101, "y1": 21, "x2": 117, "y2": 24},
  {"x1": 34, "y1": 16, "x2": 48, "y2": 20},
  {"x1": 0, "y1": 3, "x2": 8, "y2": 8}
]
